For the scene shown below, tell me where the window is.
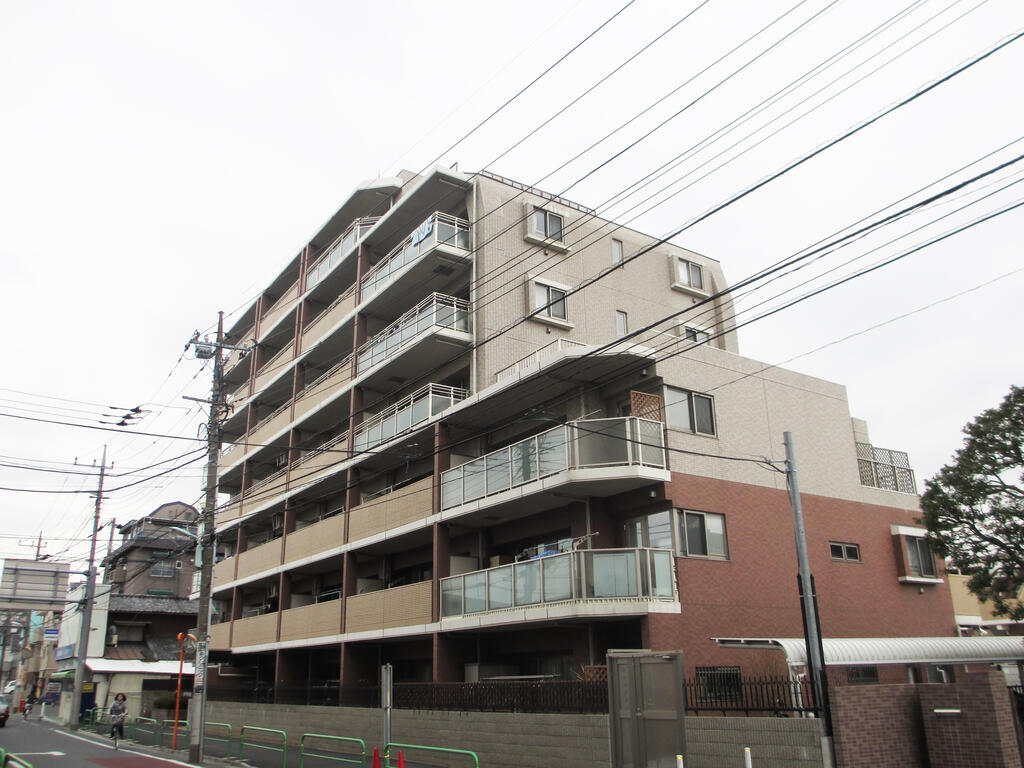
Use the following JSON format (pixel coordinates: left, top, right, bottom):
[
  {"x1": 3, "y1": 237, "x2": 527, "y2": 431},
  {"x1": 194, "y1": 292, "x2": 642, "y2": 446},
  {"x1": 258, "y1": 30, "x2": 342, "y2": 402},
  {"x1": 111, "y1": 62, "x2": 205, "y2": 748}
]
[
  {"x1": 847, "y1": 666, "x2": 879, "y2": 684},
  {"x1": 680, "y1": 511, "x2": 728, "y2": 558},
  {"x1": 147, "y1": 588, "x2": 174, "y2": 597},
  {"x1": 531, "y1": 207, "x2": 563, "y2": 242},
  {"x1": 616, "y1": 310, "x2": 628, "y2": 337},
  {"x1": 664, "y1": 386, "x2": 716, "y2": 435},
  {"x1": 534, "y1": 282, "x2": 567, "y2": 320},
  {"x1": 612, "y1": 238, "x2": 623, "y2": 265},
  {"x1": 150, "y1": 561, "x2": 174, "y2": 578},
  {"x1": 673, "y1": 257, "x2": 705, "y2": 292},
  {"x1": 624, "y1": 510, "x2": 675, "y2": 549},
  {"x1": 695, "y1": 667, "x2": 742, "y2": 702},
  {"x1": 830, "y1": 542, "x2": 860, "y2": 562},
  {"x1": 907, "y1": 537, "x2": 936, "y2": 577},
  {"x1": 682, "y1": 326, "x2": 710, "y2": 344}
]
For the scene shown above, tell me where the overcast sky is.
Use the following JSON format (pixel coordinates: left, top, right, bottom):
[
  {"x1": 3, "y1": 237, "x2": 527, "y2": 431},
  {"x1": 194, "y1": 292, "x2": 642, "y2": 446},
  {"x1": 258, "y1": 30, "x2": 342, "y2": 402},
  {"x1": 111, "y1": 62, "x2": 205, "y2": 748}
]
[{"x1": 1, "y1": 0, "x2": 1021, "y2": 568}]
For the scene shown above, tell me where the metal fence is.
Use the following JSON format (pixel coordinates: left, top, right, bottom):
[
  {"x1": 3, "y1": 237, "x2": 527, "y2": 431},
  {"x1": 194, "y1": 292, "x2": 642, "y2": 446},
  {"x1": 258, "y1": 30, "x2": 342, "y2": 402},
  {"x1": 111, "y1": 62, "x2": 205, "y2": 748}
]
[{"x1": 208, "y1": 676, "x2": 819, "y2": 717}]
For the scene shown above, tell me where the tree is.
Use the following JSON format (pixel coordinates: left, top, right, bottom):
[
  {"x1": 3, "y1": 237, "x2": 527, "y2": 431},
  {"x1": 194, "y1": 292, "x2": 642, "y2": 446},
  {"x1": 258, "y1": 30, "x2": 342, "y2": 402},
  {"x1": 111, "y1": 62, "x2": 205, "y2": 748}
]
[{"x1": 920, "y1": 385, "x2": 1024, "y2": 620}]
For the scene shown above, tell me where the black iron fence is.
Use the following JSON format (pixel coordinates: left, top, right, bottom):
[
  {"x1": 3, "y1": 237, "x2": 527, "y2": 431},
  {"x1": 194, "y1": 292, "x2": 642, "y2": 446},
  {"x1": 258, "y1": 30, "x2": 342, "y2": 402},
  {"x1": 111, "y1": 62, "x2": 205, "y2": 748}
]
[{"x1": 208, "y1": 675, "x2": 818, "y2": 716}]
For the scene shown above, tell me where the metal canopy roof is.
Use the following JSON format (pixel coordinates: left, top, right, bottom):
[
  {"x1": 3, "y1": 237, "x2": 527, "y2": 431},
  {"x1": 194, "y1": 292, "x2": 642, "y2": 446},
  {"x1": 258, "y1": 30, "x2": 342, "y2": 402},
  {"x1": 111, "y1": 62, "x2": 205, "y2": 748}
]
[{"x1": 714, "y1": 636, "x2": 1024, "y2": 667}]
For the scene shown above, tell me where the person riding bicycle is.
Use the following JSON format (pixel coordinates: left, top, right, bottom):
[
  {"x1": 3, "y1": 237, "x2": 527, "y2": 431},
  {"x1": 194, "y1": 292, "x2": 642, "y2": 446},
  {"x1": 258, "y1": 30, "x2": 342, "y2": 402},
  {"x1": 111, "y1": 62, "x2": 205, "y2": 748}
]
[{"x1": 109, "y1": 693, "x2": 127, "y2": 744}]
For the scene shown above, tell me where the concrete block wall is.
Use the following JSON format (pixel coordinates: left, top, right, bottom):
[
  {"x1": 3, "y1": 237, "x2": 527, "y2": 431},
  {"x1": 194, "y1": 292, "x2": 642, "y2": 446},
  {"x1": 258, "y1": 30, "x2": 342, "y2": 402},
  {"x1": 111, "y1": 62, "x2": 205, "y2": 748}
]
[{"x1": 207, "y1": 702, "x2": 827, "y2": 768}]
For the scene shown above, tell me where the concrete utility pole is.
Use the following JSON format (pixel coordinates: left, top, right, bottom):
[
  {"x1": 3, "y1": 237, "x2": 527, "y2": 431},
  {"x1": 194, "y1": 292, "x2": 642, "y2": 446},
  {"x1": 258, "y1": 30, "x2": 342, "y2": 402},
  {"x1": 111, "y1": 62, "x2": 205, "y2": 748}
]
[
  {"x1": 70, "y1": 446, "x2": 107, "y2": 729},
  {"x1": 188, "y1": 312, "x2": 228, "y2": 765},
  {"x1": 782, "y1": 432, "x2": 833, "y2": 766}
]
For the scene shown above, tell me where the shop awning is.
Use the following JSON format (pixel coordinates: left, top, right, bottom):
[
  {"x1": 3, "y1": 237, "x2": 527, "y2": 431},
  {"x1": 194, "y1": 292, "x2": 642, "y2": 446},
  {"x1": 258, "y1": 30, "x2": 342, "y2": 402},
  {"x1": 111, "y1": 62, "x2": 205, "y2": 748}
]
[
  {"x1": 48, "y1": 670, "x2": 75, "y2": 680},
  {"x1": 713, "y1": 636, "x2": 1024, "y2": 668},
  {"x1": 85, "y1": 659, "x2": 193, "y2": 676}
]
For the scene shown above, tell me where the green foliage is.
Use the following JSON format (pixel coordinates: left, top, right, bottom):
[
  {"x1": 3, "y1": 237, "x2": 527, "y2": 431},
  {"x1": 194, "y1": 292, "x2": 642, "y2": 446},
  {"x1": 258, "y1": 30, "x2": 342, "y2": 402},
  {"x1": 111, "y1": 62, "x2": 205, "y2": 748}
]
[{"x1": 921, "y1": 385, "x2": 1024, "y2": 619}]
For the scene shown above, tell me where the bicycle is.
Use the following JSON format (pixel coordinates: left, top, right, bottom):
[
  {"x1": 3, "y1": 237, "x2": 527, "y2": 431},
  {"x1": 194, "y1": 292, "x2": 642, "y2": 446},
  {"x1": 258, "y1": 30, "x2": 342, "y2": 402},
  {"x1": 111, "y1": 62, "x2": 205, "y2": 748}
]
[
  {"x1": 22, "y1": 702, "x2": 32, "y2": 721},
  {"x1": 110, "y1": 712, "x2": 126, "y2": 750}
]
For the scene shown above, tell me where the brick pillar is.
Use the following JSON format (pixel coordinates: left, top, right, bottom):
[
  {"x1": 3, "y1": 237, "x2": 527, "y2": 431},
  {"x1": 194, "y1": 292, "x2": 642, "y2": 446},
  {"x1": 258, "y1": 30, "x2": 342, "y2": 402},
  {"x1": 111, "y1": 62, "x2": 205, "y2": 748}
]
[
  {"x1": 340, "y1": 551, "x2": 357, "y2": 633},
  {"x1": 236, "y1": 525, "x2": 248, "y2": 555},
  {"x1": 432, "y1": 523, "x2": 450, "y2": 623},
  {"x1": 432, "y1": 633, "x2": 460, "y2": 683}
]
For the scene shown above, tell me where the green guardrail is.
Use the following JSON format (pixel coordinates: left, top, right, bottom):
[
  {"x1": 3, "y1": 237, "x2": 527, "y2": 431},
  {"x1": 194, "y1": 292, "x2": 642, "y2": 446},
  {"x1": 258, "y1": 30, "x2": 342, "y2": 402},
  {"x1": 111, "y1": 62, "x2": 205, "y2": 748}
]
[
  {"x1": 205, "y1": 721, "x2": 233, "y2": 756},
  {"x1": 239, "y1": 725, "x2": 288, "y2": 768},
  {"x1": 300, "y1": 733, "x2": 366, "y2": 768},
  {"x1": 164, "y1": 719, "x2": 190, "y2": 749},
  {"x1": 384, "y1": 742, "x2": 479, "y2": 768},
  {"x1": 133, "y1": 716, "x2": 161, "y2": 746},
  {"x1": 2, "y1": 751, "x2": 37, "y2": 768}
]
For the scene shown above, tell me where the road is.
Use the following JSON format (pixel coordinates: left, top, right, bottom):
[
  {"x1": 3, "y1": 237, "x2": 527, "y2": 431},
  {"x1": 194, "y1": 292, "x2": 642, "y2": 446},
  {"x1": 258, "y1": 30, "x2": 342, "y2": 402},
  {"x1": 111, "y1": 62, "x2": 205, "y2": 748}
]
[{"x1": 0, "y1": 713, "x2": 195, "y2": 768}]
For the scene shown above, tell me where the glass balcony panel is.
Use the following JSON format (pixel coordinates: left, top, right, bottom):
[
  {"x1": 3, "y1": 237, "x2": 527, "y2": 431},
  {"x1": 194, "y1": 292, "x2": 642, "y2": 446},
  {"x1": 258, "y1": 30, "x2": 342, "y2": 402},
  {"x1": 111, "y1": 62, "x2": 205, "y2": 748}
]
[
  {"x1": 462, "y1": 458, "x2": 486, "y2": 502},
  {"x1": 575, "y1": 419, "x2": 629, "y2": 466},
  {"x1": 514, "y1": 560, "x2": 542, "y2": 606},
  {"x1": 537, "y1": 426, "x2": 568, "y2": 476},
  {"x1": 380, "y1": 413, "x2": 396, "y2": 441},
  {"x1": 430, "y1": 393, "x2": 452, "y2": 415},
  {"x1": 510, "y1": 438, "x2": 538, "y2": 487},
  {"x1": 366, "y1": 422, "x2": 381, "y2": 448},
  {"x1": 638, "y1": 419, "x2": 666, "y2": 467},
  {"x1": 441, "y1": 471, "x2": 463, "y2": 509},
  {"x1": 488, "y1": 567, "x2": 512, "y2": 610},
  {"x1": 542, "y1": 554, "x2": 572, "y2": 602},
  {"x1": 441, "y1": 578, "x2": 463, "y2": 618},
  {"x1": 396, "y1": 406, "x2": 412, "y2": 433},
  {"x1": 485, "y1": 450, "x2": 511, "y2": 496},
  {"x1": 437, "y1": 220, "x2": 456, "y2": 244},
  {"x1": 650, "y1": 550, "x2": 674, "y2": 597},
  {"x1": 587, "y1": 551, "x2": 638, "y2": 598},
  {"x1": 411, "y1": 395, "x2": 430, "y2": 425},
  {"x1": 464, "y1": 572, "x2": 487, "y2": 614}
]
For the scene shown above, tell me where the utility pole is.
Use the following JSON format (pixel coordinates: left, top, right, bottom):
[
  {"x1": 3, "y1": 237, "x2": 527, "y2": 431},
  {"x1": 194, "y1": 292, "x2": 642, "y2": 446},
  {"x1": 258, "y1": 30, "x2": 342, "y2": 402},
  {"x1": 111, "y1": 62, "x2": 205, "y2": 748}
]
[
  {"x1": 782, "y1": 432, "x2": 833, "y2": 766},
  {"x1": 70, "y1": 446, "x2": 107, "y2": 730},
  {"x1": 188, "y1": 312, "x2": 228, "y2": 765}
]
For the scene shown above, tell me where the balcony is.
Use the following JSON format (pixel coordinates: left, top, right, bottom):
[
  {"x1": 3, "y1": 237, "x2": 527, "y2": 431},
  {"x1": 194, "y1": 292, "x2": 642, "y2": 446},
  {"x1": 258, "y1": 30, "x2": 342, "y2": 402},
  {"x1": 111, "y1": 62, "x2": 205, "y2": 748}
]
[
  {"x1": 284, "y1": 513, "x2": 345, "y2": 563},
  {"x1": 856, "y1": 442, "x2": 916, "y2": 494},
  {"x1": 218, "y1": 497, "x2": 243, "y2": 525},
  {"x1": 280, "y1": 600, "x2": 343, "y2": 643},
  {"x1": 440, "y1": 417, "x2": 667, "y2": 514},
  {"x1": 307, "y1": 216, "x2": 380, "y2": 291},
  {"x1": 253, "y1": 344, "x2": 295, "y2": 394},
  {"x1": 360, "y1": 212, "x2": 470, "y2": 304},
  {"x1": 494, "y1": 338, "x2": 587, "y2": 382},
  {"x1": 260, "y1": 279, "x2": 300, "y2": 340},
  {"x1": 210, "y1": 621, "x2": 231, "y2": 651},
  {"x1": 344, "y1": 581, "x2": 433, "y2": 635},
  {"x1": 440, "y1": 547, "x2": 677, "y2": 621},
  {"x1": 353, "y1": 384, "x2": 468, "y2": 456},
  {"x1": 290, "y1": 432, "x2": 349, "y2": 490},
  {"x1": 302, "y1": 285, "x2": 358, "y2": 351},
  {"x1": 232, "y1": 612, "x2": 279, "y2": 648},
  {"x1": 236, "y1": 537, "x2": 284, "y2": 581},
  {"x1": 293, "y1": 357, "x2": 355, "y2": 425},
  {"x1": 247, "y1": 403, "x2": 293, "y2": 453},
  {"x1": 348, "y1": 476, "x2": 433, "y2": 543},
  {"x1": 355, "y1": 293, "x2": 470, "y2": 381}
]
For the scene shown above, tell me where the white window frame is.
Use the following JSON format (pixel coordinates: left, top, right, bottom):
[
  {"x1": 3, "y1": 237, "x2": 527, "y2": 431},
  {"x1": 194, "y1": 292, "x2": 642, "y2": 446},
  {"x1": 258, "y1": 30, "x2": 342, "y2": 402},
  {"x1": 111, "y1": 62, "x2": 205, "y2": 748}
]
[
  {"x1": 670, "y1": 255, "x2": 708, "y2": 297},
  {"x1": 612, "y1": 238, "x2": 624, "y2": 265},
  {"x1": 680, "y1": 324, "x2": 711, "y2": 344},
  {"x1": 524, "y1": 203, "x2": 569, "y2": 251},
  {"x1": 890, "y1": 524, "x2": 942, "y2": 583},
  {"x1": 680, "y1": 510, "x2": 728, "y2": 559},
  {"x1": 528, "y1": 276, "x2": 573, "y2": 329},
  {"x1": 664, "y1": 385, "x2": 716, "y2": 436},
  {"x1": 150, "y1": 561, "x2": 175, "y2": 579},
  {"x1": 623, "y1": 509, "x2": 676, "y2": 550},
  {"x1": 616, "y1": 310, "x2": 629, "y2": 337}
]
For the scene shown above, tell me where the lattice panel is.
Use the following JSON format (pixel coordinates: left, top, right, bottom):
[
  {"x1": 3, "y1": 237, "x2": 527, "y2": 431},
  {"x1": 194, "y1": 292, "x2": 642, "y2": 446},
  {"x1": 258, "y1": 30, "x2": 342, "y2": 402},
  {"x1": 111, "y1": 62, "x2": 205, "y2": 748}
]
[{"x1": 631, "y1": 390, "x2": 664, "y2": 421}]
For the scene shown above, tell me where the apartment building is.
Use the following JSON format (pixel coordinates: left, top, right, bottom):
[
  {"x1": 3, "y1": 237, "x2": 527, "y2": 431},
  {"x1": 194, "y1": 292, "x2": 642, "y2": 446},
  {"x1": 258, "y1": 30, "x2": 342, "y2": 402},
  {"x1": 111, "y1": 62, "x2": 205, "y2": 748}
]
[{"x1": 207, "y1": 167, "x2": 953, "y2": 694}]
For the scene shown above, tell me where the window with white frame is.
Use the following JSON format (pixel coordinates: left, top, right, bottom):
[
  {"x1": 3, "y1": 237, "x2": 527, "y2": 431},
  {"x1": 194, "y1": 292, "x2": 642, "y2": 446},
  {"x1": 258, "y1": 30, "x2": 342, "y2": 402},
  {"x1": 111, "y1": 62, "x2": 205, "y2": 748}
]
[
  {"x1": 680, "y1": 510, "x2": 728, "y2": 558},
  {"x1": 616, "y1": 310, "x2": 628, "y2": 337},
  {"x1": 673, "y1": 257, "x2": 705, "y2": 292},
  {"x1": 531, "y1": 207, "x2": 563, "y2": 242},
  {"x1": 664, "y1": 386, "x2": 716, "y2": 436},
  {"x1": 681, "y1": 326, "x2": 710, "y2": 344},
  {"x1": 830, "y1": 541, "x2": 861, "y2": 562},
  {"x1": 612, "y1": 238, "x2": 624, "y2": 265},
  {"x1": 150, "y1": 561, "x2": 174, "y2": 578},
  {"x1": 533, "y1": 281, "x2": 567, "y2": 321},
  {"x1": 623, "y1": 510, "x2": 675, "y2": 549},
  {"x1": 907, "y1": 536, "x2": 936, "y2": 578}
]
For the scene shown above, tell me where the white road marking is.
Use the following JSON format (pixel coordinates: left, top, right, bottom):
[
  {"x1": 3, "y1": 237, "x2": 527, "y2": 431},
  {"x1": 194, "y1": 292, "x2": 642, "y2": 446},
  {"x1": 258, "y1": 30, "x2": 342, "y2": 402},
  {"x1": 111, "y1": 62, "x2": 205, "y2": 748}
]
[
  {"x1": 13, "y1": 753, "x2": 65, "y2": 757},
  {"x1": 54, "y1": 729, "x2": 198, "y2": 766}
]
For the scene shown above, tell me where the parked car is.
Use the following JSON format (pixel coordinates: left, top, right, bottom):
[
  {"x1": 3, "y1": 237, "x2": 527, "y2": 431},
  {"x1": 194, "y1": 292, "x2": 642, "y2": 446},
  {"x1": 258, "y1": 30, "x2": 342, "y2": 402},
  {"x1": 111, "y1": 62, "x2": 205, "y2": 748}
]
[
  {"x1": 2, "y1": 681, "x2": 15, "y2": 695},
  {"x1": 0, "y1": 695, "x2": 10, "y2": 727}
]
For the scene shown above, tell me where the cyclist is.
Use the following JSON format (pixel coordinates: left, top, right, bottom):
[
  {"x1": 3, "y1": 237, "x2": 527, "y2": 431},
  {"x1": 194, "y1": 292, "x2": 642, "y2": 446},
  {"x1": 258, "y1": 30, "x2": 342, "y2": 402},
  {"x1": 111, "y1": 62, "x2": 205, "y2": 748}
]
[
  {"x1": 23, "y1": 694, "x2": 35, "y2": 720},
  {"x1": 109, "y1": 692, "x2": 127, "y2": 749}
]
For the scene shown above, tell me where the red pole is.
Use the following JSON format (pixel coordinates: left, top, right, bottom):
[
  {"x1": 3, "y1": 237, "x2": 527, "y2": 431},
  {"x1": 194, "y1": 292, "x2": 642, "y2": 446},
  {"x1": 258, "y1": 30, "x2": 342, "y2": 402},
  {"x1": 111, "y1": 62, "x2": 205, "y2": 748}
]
[{"x1": 173, "y1": 633, "x2": 185, "y2": 750}]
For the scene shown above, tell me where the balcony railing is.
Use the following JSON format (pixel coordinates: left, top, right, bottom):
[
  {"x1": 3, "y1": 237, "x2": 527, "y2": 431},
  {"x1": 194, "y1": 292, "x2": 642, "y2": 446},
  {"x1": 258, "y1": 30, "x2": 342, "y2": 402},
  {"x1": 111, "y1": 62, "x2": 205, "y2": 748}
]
[
  {"x1": 260, "y1": 279, "x2": 300, "y2": 336},
  {"x1": 361, "y1": 212, "x2": 470, "y2": 301},
  {"x1": 856, "y1": 442, "x2": 916, "y2": 494},
  {"x1": 494, "y1": 338, "x2": 587, "y2": 382},
  {"x1": 307, "y1": 216, "x2": 380, "y2": 290},
  {"x1": 441, "y1": 417, "x2": 665, "y2": 510},
  {"x1": 440, "y1": 547, "x2": 676, "y2": 618},
  {"x1": 352, "y1": 383, "x2": 468, "y2": 454},
  {"x1": 355, "y1": 293, "x2": 469, "y2": 374}
]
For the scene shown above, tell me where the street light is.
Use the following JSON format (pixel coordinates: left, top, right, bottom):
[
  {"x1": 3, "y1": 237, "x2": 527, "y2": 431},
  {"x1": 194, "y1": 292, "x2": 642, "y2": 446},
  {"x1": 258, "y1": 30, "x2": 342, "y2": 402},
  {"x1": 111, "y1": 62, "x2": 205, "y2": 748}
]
[{"x1": 173, "y1": 633, "x2": 196, "y2": 751}]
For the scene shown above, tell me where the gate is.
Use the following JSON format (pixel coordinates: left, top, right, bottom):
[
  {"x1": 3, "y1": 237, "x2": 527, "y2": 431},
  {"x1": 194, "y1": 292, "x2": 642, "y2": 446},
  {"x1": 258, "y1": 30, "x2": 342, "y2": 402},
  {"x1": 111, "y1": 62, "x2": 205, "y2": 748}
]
[{"x1": 608, "y1": 650, "x2": 686, "y2": 768}]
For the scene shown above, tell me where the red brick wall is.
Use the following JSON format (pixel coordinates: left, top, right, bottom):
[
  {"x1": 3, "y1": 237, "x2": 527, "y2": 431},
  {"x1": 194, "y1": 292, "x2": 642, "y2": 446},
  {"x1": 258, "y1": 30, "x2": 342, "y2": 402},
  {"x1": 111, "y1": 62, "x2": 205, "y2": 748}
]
[
  {"x1": 919, "y1": 669, "x2": 1022, "y2": 768},
  {"x1": 638, "y1": 473, "x2": 956, "y2": 673},
  {"x1": 830, "y1": 683, "x2": 926, "y2": 768}
]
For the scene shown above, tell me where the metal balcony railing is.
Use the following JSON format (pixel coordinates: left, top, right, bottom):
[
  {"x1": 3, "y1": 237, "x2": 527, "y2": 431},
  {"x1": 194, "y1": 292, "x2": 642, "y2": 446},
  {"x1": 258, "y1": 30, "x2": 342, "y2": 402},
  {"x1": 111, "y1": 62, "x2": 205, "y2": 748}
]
[
  {"x1": 352, "y1": 383, "x2": 468, "y2": 453},
  {"x1": 440, "y1": 547, "x2": 676, "y2": 618},
  {"x1": 355, "y1": 293, "x2": 469, "y2": 374},
  {"x1": 440, "y1": 417, "x2": 665, "y2": 510},
  {"x1": 307, "y1": 216, "x2": 380, "y2": 290},
  {"x1": 361, "y1": 212, "x2": 470, "y2": 301}
]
